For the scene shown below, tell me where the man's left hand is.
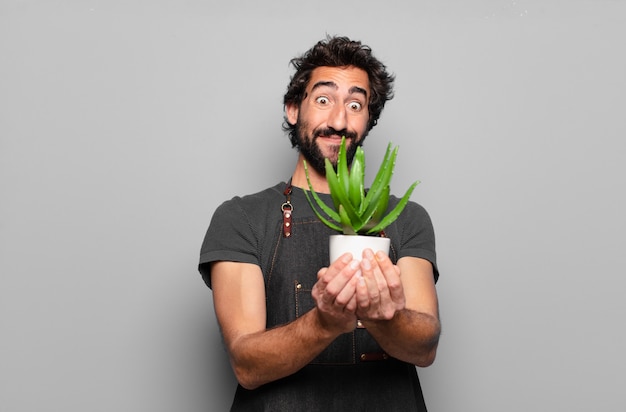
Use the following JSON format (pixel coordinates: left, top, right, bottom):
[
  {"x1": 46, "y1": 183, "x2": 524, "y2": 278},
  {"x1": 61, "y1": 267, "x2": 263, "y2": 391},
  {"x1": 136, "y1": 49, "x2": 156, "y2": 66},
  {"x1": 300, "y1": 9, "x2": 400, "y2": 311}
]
[{"x1": 355, "y1": 248, "x2": 406, "y2": 321}]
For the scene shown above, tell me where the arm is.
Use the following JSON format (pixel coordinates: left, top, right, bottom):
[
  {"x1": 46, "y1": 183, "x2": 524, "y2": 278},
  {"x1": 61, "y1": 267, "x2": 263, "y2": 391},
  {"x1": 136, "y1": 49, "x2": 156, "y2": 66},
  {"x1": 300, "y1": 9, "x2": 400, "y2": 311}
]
[
  {"x1": 210, "y1": 254, "x2": 361, "y2": 390},
  {"x1": 356, "y1": 250, "x2": 440, "y2": 367}
]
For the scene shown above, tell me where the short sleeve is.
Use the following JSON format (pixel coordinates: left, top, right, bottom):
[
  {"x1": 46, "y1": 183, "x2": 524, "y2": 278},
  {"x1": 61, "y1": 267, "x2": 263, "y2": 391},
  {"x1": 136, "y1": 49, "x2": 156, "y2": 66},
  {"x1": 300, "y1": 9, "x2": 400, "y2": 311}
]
[
  {"x1": 395, "y1": 201, "x2": 439, "y2": 283},
  {"x1": 198, "y1": 197, "x2": 261, "y2": 288}
]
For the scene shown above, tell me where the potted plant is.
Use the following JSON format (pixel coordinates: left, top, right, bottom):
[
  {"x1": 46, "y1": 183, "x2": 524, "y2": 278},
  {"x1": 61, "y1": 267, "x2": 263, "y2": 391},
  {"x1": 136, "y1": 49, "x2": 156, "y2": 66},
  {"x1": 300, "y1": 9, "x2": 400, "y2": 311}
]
[{"x1": 304, "y1": 137, "x2": 419, "y2": 262}]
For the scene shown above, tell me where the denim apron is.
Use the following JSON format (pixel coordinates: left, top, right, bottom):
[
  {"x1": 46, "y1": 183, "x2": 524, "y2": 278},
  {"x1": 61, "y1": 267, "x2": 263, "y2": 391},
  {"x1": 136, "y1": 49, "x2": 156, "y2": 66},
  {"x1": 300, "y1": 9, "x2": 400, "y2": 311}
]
[{"x1": 229, "y1": 186, "x2": 428, "y2": 411}]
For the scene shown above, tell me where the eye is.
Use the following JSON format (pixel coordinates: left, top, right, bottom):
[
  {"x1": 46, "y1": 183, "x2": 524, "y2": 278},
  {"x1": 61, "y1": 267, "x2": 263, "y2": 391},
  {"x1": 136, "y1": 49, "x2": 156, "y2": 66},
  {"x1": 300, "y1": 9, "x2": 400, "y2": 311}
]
[
  {"x1": 348, "y1": 101, "x2": 363, "y2": 111},
  {"x1": 315, "y1": 96, "x2": 330, "y2": 105}
]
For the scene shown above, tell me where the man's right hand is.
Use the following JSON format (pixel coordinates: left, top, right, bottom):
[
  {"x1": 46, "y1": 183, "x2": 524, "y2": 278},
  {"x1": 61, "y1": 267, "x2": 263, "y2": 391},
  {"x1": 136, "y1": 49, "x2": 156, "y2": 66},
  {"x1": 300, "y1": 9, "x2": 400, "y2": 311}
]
[{"x1": 311, "y1": 252, "x2": 361, "y2": 334}]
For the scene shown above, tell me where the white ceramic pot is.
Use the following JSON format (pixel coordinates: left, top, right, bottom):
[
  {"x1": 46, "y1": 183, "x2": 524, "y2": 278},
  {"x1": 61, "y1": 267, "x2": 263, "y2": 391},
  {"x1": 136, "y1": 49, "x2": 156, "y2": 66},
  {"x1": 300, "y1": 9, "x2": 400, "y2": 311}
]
[{"x1": 329, "y1": 235, "x2": 390, "y2": 263}]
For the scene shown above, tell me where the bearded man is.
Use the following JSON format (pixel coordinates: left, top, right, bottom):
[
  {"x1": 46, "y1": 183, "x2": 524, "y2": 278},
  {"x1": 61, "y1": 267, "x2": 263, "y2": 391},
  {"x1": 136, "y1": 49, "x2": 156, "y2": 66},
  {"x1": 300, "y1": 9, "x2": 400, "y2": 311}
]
[{"x1": 199, "y1": 35, "x2": 440, "y2": 411}]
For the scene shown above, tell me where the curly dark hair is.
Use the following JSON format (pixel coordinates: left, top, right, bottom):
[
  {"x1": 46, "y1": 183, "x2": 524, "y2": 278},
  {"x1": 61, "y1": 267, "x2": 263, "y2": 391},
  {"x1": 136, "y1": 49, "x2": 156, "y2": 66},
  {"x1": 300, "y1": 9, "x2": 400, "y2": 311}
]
[{"x1": 282, "y1": 36, "x2": 395, "y2": 147}]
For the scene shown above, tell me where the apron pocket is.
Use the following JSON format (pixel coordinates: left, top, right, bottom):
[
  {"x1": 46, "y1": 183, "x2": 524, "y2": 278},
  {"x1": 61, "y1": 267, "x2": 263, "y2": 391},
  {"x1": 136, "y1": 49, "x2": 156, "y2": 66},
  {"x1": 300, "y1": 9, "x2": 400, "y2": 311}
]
[{"x1": 295, "y1": 281, "x2": 356, "y2": 365}]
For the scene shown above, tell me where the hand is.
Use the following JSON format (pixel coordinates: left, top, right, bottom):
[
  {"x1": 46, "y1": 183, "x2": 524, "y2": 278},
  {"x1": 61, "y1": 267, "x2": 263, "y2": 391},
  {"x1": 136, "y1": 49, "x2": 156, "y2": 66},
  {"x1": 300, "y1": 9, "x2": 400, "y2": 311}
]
[
  {"x1": 355, "y1": 249, "x2": 406, "y2": 321},
  {"x1": 311, "y1": 253, "x2": 361, "y2": 334}
]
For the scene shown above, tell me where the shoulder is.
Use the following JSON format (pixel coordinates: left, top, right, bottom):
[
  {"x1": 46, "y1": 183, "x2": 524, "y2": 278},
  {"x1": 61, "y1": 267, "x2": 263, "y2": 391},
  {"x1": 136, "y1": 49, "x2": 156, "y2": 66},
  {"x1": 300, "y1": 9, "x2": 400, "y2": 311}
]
[
  {"x1": 388, "y1": 195, "x2": 433, "y2": 224},
  {"x1": 215, "y1": 182, "x2": 286, "y2": 216},
  {"x1": 200, "y1": 182, "x2": 287, "y2": 277},
  {"x1": 207, "y1": 182, "x2": 288, "y2": 242},
  {"x1": 387, "y1": 197, "x2": 436, "y2": 247}
]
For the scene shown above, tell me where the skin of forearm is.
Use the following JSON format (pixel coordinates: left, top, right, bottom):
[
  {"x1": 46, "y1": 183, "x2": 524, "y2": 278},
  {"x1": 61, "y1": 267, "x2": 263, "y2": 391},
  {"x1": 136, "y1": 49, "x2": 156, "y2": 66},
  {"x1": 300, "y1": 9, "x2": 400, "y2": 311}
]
[
  {"x1": 227, "y1": 308, "x2": 344, "y2": 390},
  {"x1": 361, "y1": 308, "x2": 441, "y2": 367}
]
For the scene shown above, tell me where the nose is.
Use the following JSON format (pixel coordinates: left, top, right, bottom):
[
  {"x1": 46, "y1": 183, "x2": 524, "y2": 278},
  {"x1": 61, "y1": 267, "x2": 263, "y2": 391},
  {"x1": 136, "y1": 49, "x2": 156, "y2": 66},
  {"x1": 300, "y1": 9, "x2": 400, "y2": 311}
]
[{"x1": 327, "y1": 104, "x2": 347, "y2": 132}]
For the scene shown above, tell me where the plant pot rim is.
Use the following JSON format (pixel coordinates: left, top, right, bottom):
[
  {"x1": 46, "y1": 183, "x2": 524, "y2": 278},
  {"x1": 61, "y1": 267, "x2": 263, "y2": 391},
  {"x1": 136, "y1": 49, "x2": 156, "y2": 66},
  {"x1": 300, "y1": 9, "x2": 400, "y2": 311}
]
[{"x1": 329, "y1": 234, "x2": 390, "y2": 262}]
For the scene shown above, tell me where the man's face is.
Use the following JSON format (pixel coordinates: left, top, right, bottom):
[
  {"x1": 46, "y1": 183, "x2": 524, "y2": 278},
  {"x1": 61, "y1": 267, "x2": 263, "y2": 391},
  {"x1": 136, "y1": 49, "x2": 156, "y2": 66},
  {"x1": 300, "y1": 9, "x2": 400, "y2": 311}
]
[{"x1": 287, "y1": 66, "x2": 371, "y2": 175}]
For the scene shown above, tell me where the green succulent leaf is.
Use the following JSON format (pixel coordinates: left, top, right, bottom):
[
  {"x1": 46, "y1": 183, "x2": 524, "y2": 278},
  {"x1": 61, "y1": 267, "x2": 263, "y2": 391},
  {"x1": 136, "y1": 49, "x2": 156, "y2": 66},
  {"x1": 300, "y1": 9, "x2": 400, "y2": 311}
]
[
  {"x1": 348, "y1": 146, "x2": 365, "y2": 211},
  {"x1": 303, "y1": 137, "x2": 419, "y2": 236},
  {"x1": 325, "y1": 156, "x2": 364, "y2": 230},
  {"x1": 366, "y1": 180, "x2": 419, "y2": 234},
  {"x1": 361, "y1": 143, "x2": 397, "y2": 222},
  {"x1": 336, "y1": 136, "x2": 351, "y2": 199},
  {"x1": 338, "y1": 205, "x2": 357, "y2": 235},
  {"x1": 360, "y1": 184, "x2": 390, "y2": 232},
  {"x1": 304, "y1": 189, "x2": 343, "y2": 232},
  {"x1": 303, "y1": 160, "x2": 342, "y2": 227},
  {"x1": 371, "y1": 185, "x2": 391, "y2": 223},
  {"x1": 325, "y1": 158, "x2": 342, "y2": 212}
]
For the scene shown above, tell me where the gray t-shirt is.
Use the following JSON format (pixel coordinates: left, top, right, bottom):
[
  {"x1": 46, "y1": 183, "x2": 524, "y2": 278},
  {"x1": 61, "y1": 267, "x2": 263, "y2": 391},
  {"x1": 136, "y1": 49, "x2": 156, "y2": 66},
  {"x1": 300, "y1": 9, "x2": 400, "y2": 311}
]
[{"x1": 198, "y1": 181, "x2": 438, "y2": 287}]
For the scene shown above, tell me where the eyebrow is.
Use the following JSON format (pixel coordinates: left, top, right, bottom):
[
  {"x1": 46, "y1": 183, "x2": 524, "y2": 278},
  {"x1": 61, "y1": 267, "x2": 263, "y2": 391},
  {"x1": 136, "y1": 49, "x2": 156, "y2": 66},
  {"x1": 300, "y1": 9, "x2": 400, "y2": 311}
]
[{"x1": 310, "y1": 81, "x2": 368, "y2": 99}]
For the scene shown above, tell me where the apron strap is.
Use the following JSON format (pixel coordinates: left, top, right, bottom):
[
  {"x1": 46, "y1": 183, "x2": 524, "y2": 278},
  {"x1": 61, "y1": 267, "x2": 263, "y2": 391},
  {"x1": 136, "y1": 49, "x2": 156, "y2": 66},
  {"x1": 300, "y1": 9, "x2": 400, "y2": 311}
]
[{"x1": 282, "y1": 180, "x2": 293, "y2": 238}]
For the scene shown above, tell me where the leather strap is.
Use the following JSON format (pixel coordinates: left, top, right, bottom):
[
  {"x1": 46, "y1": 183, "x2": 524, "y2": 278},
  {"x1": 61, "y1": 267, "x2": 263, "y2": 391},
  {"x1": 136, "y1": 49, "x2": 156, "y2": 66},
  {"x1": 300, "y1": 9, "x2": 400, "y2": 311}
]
[
  {"x1": 360, "y1": 352, "x2": 389, "y2": 362},
  {"x1": 282, "y1": 181, "x2": 293, "y2": 238}
]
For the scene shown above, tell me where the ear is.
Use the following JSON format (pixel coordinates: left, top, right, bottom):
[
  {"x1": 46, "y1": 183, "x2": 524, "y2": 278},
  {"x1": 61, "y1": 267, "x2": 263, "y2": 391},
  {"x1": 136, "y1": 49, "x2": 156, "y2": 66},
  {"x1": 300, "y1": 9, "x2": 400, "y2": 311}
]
[{"x1": 285, "y1": 103, "x2": 299, "y2": 125}]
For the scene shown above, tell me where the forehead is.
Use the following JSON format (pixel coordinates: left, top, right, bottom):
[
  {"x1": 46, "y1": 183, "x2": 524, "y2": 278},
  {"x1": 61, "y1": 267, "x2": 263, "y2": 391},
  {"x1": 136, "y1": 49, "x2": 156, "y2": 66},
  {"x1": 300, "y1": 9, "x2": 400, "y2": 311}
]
[{"x1": 307, "y1": 66, "x2": 370, "y2": 95}]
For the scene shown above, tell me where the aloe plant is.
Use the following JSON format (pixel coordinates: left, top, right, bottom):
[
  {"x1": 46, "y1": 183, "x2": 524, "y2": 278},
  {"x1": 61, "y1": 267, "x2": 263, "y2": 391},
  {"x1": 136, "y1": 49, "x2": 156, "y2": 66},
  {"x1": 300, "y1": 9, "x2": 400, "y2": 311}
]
[{"x1": 304, "y1": 137, "x2": 419, "y2": 235}]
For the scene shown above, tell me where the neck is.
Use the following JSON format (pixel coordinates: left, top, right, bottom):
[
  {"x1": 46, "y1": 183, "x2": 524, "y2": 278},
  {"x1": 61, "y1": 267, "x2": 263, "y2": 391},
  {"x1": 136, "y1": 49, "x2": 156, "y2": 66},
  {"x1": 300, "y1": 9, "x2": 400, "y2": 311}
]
[{"x1": 291, "y1": 154, "x2": 330, "y2": 194}]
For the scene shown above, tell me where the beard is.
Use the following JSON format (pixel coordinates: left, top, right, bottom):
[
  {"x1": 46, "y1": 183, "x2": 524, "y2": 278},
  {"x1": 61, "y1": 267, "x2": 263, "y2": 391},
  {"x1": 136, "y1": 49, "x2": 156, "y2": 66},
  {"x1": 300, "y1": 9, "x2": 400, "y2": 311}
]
[{"x1": 294, "y1": 120, "x2": 367, "y2": 176}]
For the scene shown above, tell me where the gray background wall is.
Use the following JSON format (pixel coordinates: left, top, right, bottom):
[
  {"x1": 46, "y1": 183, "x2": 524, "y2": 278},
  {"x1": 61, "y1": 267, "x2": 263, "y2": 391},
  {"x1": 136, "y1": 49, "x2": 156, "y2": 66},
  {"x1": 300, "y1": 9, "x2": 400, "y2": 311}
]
[{"x1": 2, "y1": 1, "x2": 625, "y2": 411}]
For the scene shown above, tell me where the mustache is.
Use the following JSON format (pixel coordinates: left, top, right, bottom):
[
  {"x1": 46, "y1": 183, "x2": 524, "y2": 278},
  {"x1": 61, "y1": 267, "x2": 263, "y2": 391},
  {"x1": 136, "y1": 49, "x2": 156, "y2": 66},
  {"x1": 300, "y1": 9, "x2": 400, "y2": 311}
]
[{"x1": 313, "y1": 127, "x2": 358, "y2": 140}]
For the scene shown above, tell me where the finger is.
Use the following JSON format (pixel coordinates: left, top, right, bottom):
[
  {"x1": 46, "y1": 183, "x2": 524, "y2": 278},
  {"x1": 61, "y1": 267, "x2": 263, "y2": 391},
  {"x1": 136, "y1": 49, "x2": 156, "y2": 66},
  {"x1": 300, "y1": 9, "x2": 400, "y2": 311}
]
[
  {"x1": 355, "y1": 269, "x2": 369, "y2": 310},
  {"x1": 363, "y1": 249, "x2": 387, "y2": 298},
  {"x1": 324, "y1": 259, "x2": 360, "y2": 302},
  {"x1": 344, "y1": 290, "x2": 358, "y2": 313},
  {"x1": 374, "y1": 250, "x2": 397, "y2": 280},
  {"x1": 357, "y1": 254, "x2": 380, "y2": 310},
  {"x1": 318, "y1": 253, "x2": 353, "y2": 287},
  {"x1": 322, "y1": 252, "x2": 353, "y2": 278},
  {"x1": 375, "y1": 251, "x2": 405, "y2": 303},
  {"x1": 334, "y1": 271, "x2": 358, "y2": 307}
]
